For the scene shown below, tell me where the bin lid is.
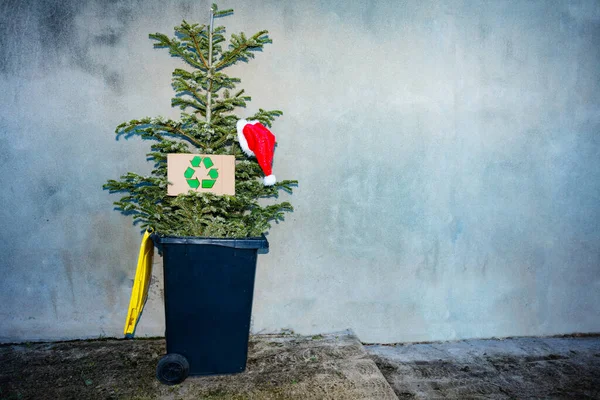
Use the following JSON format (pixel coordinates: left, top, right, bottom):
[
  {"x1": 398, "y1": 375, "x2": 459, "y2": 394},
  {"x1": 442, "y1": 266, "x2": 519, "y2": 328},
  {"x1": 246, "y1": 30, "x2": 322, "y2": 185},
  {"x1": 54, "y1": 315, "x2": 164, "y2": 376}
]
[{"x1": 152, "y1": 233, "x2": 269, "y2": 250}]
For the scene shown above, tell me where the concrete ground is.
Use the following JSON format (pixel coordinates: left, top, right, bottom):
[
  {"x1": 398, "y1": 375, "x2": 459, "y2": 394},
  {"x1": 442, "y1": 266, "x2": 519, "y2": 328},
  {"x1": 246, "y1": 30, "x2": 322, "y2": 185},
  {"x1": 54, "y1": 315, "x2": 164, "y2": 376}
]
[
  {"x1": 0, "y1": 332, "x2": 396, "y2": 400},
  {"x1": 2, "y1": 333, "x2": 600, "y2": 400},
  {"x1": 366, "y1": 335, "x2": 600, "y2": 399}
]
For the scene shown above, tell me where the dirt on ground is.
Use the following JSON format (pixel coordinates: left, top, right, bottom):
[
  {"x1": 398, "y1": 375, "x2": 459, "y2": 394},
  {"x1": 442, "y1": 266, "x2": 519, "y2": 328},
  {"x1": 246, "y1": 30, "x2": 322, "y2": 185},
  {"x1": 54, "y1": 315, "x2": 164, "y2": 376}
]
[
  {"x1": 366, "y1": 336, "x2": 600, "y2": 399},
  {"x1": 0, "y1": 332, "x2": 396, "y2": 400}
]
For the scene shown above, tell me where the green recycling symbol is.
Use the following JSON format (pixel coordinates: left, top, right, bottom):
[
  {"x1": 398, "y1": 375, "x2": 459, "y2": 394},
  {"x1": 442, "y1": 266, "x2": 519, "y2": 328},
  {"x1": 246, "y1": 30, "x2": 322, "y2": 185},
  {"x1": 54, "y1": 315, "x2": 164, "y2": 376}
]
[{"x1": 184, "y1": 156, "x2": 219, "y2": 189}]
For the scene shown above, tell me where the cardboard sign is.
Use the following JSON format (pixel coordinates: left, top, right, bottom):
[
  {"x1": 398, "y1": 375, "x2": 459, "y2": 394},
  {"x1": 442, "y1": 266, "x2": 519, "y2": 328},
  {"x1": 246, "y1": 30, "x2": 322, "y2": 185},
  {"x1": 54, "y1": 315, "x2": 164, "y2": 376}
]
[{"x1": 167, "y1": 154, "x2": 235, "y2": 196}]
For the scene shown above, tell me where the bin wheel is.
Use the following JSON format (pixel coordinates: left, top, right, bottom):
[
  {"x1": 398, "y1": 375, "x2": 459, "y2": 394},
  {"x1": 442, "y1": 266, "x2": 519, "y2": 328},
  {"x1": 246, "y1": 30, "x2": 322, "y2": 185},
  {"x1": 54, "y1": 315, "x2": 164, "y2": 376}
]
[{"x1": 156, "y1": 353, "x2": 189, "y2": 385}]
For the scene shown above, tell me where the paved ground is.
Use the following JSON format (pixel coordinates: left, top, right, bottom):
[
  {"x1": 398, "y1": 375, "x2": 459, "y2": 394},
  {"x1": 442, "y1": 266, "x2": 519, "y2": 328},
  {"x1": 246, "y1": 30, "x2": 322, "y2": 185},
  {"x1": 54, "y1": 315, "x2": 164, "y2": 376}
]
[
  {"x1": 3, "y1": 333, "x2": 600, "y2": 399},
  {"x1": 0, "y1": 332, "x2": 396, "y2": 400},
  {"x1": 366, "y1": 336, "x2": 600, "y2": 399}
]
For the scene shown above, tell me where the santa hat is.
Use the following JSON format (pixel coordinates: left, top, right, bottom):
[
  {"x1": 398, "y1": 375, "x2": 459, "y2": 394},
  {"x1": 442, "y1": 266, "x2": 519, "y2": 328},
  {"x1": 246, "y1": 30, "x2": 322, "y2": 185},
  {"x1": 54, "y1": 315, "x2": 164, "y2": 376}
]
[{"x1": 236, "y1": 119, "x2": 277, "y2": 186}]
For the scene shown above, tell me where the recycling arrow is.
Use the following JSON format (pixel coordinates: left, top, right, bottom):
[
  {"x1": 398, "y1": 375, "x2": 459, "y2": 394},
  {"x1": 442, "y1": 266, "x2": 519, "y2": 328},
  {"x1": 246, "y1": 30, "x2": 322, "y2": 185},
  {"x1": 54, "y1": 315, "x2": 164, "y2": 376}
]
[{"x1": 184, "y1": 156, "x2": 219, "y2": 189}]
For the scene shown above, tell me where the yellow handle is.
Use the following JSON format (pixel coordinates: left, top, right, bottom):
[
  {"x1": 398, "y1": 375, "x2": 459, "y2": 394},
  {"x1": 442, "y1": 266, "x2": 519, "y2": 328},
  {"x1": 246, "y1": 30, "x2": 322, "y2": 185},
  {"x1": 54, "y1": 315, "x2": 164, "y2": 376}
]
[{"x1": 123, "y1": 230, "x2": 154, "y2": 337}]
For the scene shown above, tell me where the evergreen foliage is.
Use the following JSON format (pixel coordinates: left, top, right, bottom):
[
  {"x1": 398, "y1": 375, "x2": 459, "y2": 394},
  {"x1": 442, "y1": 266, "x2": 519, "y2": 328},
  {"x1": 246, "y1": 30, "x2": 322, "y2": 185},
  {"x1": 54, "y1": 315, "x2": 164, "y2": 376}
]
[{"x1": 104, "y1": 4, "x2": 296, "y2": 238}]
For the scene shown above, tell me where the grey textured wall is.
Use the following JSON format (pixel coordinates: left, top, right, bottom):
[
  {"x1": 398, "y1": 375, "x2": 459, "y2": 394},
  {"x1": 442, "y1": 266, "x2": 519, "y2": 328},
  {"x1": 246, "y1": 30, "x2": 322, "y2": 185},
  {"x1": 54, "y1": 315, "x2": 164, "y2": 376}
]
[{"x1": 1, "y1": 0, "x2": 599, "y2": 343}]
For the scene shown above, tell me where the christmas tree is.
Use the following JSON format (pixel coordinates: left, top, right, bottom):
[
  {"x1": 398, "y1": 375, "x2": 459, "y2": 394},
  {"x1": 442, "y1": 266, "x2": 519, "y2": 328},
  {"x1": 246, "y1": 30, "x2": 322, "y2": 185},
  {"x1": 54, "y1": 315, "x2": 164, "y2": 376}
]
[{"x1": 104, "y1": 4, "x2": 296, "y2": 238}]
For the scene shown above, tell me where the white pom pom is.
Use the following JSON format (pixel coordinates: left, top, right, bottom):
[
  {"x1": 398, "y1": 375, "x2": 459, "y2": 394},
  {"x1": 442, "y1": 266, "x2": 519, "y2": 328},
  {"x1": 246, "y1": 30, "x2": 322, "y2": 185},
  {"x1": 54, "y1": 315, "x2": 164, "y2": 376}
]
[{"x1": 263, "y1": 175, "x2": 276, "y2": 186}]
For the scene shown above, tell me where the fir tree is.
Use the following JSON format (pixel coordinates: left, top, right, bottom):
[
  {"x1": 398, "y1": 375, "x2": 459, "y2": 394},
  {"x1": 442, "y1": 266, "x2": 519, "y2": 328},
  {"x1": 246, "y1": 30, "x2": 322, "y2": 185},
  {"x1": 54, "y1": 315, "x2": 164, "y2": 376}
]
[{"x1": 104, "y1": 4, "x2": 296, "y2": 238}]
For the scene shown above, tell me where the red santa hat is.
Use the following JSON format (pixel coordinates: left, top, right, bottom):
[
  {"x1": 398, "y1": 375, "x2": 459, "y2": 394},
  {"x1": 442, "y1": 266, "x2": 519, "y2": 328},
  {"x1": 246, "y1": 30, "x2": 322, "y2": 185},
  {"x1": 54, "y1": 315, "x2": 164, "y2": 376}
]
[{"x1": 236, "y1": 119, "x2": 277, "y2": 186}]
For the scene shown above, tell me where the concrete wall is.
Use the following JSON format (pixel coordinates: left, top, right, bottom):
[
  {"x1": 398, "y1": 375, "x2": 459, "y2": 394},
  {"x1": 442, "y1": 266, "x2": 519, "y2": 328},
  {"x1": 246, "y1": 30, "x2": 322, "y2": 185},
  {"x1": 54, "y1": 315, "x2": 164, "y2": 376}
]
[{"x1": 1, "y1": 0, "x2": 599, "y2": 343}]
